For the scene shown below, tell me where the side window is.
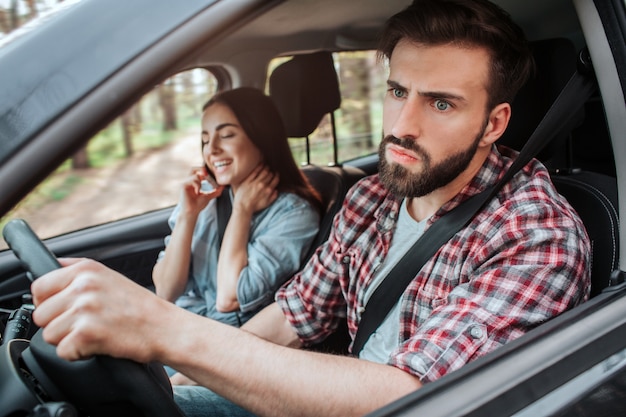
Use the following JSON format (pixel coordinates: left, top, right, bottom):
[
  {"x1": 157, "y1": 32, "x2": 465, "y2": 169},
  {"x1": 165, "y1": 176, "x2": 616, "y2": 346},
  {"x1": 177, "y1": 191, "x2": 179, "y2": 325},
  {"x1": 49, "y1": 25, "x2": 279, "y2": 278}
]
[
  {"x1": 268, "y1": 51, "x2": 387, "y2": 166},
  {"x1": 0, "y1": 69, "x2": 219, "y2": 247}
]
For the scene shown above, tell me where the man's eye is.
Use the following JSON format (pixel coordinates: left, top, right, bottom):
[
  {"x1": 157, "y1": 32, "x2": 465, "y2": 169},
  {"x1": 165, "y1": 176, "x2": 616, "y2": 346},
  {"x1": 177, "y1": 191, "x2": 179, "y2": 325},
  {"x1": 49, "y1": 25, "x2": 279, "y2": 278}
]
[
  {"x1": 393, "y1": 88, "x2": 405, "y2": 98},
  {"x1": 434, "y1": 99, "x2": 450, "y2": 111}
]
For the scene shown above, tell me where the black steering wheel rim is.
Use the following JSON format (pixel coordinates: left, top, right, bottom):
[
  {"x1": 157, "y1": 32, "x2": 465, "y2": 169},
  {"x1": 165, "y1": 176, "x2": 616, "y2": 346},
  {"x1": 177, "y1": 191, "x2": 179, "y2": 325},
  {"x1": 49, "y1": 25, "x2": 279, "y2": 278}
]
[{"x1": 2, "y1": 219, "x2": 185, "y2": 417}]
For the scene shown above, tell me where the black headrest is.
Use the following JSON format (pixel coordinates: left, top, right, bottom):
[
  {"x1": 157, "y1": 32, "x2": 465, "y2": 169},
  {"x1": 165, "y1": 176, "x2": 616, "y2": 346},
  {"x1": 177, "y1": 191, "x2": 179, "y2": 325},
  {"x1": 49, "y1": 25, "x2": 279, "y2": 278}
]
[
  {"x1": 499, "y1": 38, "x2": 579, "y2": 161},
  {"x1": 269, "y1": 51, "x2": 341, "y2": 137}
]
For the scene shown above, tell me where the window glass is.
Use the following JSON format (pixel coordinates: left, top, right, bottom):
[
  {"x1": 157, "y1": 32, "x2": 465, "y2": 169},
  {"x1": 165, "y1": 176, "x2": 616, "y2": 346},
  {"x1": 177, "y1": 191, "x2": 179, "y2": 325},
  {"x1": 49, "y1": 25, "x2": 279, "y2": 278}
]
[
  {"x1": 269, "y1": 50, "x2": 388, "y2": 166},
  {"x1": 0, "y1": 69, "x2": 218, "y2": 248}
]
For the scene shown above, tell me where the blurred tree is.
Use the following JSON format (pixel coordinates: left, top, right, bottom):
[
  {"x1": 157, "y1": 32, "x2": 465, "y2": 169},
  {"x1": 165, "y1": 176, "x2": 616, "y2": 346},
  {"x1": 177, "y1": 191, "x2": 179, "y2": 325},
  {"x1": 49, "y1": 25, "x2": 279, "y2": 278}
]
[
  {"x1": 2, "y1": 0, "x2": 19, "y2": 31},
  {"x1": 179, "y1": 71, "x2": 200, "y2": 118},
  {"x1": 158, "y1": 79, "x2": 177, "y2": 131},
  {"x1": 132, "y1": 100, "x2": 143, "y2": 134},
  {"x1": 25, "y1": 0, "x2": 37, "y2": 19},
  {"x1": 0, "y1": 8, "x2": 11, "y2": 33},
  {"x1": 72, "y1": 147, "x2": 89, "y2": 169},
  {"x1": 121, "y1": 108, "x2": 134, "y2": 157},
  {"x1": 338, "y1": 52, "x2": 373, "y2": 151}
]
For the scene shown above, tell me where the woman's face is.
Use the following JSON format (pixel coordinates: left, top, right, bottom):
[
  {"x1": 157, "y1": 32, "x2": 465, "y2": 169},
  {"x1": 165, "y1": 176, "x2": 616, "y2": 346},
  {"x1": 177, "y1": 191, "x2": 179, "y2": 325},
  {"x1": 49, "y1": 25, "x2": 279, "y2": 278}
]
[{"x1": 201, "y1": 103, "x2": 263, "y2": 191}]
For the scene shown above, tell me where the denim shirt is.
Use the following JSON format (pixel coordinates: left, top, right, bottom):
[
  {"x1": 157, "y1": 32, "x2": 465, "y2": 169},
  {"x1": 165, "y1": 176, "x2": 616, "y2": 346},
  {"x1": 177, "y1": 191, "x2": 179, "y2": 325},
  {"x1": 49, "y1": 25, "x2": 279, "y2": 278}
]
[{"x1": 158, "y1": 191, "x2": 320, "y2": 327}]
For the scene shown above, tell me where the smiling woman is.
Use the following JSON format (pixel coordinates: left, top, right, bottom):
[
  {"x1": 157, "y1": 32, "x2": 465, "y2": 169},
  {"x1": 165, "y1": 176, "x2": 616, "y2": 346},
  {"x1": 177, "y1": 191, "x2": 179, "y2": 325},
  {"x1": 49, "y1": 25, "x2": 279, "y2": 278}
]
[{"x1": 152, "y1": 87, "x2": 322, "y2": 331}]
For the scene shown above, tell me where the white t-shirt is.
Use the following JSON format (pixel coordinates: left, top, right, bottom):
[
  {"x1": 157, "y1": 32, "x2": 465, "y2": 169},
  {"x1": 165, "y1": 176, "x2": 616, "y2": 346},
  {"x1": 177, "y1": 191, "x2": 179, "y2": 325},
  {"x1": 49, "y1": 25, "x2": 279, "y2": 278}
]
[{"x1": 360, "y1": 198, "x2": 427, "y2": 364}]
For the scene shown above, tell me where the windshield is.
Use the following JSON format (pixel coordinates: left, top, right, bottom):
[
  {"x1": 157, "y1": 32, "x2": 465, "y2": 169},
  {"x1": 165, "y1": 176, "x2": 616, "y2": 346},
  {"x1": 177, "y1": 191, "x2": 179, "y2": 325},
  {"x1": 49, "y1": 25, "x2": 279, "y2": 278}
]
[{"x1": 0, "y1": 0, "x2": 83, "y2": 47}]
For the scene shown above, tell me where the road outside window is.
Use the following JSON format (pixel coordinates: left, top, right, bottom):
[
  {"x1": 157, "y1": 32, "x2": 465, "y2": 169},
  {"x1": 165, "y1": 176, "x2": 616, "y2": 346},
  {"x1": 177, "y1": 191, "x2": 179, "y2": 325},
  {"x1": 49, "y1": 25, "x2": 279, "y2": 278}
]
[{"x1": 0, "y1": 69, "x2": 219, "y2": 248}]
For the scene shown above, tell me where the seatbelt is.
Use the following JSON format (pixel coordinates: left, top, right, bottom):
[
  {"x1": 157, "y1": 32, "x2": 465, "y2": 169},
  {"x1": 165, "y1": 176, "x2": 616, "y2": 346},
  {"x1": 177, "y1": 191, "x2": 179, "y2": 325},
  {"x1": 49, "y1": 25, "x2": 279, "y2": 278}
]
[
  {"x1": 216, "y1": 187, "x2": 232, "y2": 247},
  {"x1": 352, "y1": 62, "x2": 597, "y2": 355}
]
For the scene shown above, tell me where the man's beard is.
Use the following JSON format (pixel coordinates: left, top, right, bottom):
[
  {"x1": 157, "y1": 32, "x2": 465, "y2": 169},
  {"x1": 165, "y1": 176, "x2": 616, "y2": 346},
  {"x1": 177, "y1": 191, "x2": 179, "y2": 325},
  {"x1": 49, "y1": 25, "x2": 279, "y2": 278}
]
[{"x1": 378, "y1": 127, "x2": 486, "y2": 198}]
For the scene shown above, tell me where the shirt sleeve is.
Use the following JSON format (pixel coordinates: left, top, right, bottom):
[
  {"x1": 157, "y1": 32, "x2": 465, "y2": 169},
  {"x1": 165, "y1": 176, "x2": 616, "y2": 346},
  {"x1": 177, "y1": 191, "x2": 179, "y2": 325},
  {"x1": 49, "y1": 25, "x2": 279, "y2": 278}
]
[
  {"x1": 155, "y1": 203, "x2": 180, "y2": 263},
  {"x1": 236, "y1": 194, "x2": 321, "y2": 313},
  {"x1": 275, "y1": 188, "x2": 362, "y2": 346},
  {"x1": 276, "y1": 175, "x2": 395, "y2": 346},
  {"x1": 388, "y1": 195, "x2": 591, "y2": 383}
]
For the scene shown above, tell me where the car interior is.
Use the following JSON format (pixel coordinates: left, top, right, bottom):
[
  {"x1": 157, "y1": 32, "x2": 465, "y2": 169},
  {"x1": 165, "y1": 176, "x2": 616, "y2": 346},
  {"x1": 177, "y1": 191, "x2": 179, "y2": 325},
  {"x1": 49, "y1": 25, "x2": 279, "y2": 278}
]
[{"x1": 0, "y1": 0, "x2": 625, "y2": 415}]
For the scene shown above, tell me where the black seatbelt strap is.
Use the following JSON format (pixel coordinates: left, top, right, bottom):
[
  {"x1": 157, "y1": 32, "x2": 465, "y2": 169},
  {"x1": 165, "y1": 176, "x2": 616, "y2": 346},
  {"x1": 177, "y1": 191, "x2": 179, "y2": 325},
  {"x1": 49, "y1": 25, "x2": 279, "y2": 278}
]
[
  {"x1": 352, "y1": 63, "x2": 597, "y2": 355},
  {"x1": 216, "y1": 187, "x2": 232, "y2": 247}
]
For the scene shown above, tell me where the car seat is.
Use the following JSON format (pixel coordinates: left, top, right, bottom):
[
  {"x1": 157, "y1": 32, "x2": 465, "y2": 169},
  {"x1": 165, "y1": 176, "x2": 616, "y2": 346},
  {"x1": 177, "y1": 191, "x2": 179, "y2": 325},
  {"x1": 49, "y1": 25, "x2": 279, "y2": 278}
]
[
  {"x1": 499, "y1": 38, "x2": 619, "y2": 297},
  {"x1": 269, "y1": 51, "x2": 366, "y2": 261},
  {"x1": 269, "y1": 51, "x2": 366, "y2": 353}
]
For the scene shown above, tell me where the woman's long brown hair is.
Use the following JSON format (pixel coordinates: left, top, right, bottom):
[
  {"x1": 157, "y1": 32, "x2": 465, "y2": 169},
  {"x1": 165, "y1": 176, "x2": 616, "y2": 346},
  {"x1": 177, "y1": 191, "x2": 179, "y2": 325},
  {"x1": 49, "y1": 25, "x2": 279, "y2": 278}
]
[{"x1": 202, "y1": 87, "x2": 323, "y2": 213}]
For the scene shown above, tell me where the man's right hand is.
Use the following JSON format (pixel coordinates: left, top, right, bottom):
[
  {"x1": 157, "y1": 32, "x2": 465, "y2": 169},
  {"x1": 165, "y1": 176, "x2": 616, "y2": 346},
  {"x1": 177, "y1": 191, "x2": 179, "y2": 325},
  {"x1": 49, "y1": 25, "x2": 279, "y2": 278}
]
[{"x1": 31, "y1": 258, "x2": 179, "y2": 363}]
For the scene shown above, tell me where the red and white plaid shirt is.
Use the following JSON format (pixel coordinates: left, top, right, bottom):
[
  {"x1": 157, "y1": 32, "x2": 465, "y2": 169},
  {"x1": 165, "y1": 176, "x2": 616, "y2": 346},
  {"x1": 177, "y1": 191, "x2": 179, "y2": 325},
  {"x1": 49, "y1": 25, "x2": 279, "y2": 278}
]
[{"x1": 276, "y1": 145, "x2": 590, "y2": 383}]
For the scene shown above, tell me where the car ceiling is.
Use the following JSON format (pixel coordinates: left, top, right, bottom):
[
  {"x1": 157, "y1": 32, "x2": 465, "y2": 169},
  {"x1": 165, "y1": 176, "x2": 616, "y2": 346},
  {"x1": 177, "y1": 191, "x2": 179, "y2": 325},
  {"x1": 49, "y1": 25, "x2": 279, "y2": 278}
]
[
  {"x1": 179, "y1": 0, "x2": 584, "y2": 88},
  {"x1": 186, "y1": 0, "x2": 582, "y2": 81}
]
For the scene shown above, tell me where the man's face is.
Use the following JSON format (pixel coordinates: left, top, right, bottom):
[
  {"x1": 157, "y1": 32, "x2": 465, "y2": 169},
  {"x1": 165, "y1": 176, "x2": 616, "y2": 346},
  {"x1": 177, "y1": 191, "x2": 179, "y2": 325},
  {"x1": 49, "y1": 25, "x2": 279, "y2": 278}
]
[{"x1": 380, "y1": 40, "x2": 493, "y2": 198}]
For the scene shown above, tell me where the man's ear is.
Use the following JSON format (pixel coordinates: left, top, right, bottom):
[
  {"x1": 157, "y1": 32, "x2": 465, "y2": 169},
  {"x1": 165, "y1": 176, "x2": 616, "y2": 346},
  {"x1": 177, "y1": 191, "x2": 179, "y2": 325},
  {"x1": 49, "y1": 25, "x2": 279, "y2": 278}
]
[{"x1": 481, "y1": 103, "x2": 511, "y2": 146}]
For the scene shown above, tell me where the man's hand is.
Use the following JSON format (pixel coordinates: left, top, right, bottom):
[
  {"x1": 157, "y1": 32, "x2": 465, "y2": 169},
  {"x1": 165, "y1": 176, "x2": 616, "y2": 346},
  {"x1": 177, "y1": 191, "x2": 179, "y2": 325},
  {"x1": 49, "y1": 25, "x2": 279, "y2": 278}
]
[{"x1": 31, "y1": 258, "x2": 174, "y2": 363}]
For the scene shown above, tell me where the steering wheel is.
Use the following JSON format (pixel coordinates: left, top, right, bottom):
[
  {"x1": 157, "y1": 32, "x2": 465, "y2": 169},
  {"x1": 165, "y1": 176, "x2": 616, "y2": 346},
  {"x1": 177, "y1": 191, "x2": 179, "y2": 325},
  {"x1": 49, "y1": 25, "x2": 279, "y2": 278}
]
[{"x1": 2, "y1": 219, "x2": 185, "y2": 417}]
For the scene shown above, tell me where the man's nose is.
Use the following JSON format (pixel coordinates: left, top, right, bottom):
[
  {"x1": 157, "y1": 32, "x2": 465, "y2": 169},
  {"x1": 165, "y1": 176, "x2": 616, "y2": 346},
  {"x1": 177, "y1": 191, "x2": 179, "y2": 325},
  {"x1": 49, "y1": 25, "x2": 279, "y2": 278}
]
[{"x1": 390, "y1": 100, "x2": 422, "y2": 140}]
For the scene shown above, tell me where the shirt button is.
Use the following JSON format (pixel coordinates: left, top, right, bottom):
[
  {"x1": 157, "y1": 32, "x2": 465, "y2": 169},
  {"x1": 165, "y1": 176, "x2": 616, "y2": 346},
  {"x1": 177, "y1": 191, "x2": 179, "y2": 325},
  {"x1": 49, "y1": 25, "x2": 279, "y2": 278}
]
[
  {"x1": 342, "y1": 255, "x2": 350, "y2": 264},
  {"x1": 469, "y1": 326, "x2": 484, "y2": 339}
]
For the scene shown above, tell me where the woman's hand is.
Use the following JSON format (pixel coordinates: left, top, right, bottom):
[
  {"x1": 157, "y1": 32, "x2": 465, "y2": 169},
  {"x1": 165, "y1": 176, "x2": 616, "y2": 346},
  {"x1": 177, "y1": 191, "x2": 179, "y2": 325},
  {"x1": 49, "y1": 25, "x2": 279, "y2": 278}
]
[
  {"x1": 232, "y1": 164, "x2": 279, "y2": 216},
  {"x1": 179, "y1": 166, "x2": 224, "y2": 217},
  {"x1": 215, "y1": 164, "x2": 279, "y2": 312}
]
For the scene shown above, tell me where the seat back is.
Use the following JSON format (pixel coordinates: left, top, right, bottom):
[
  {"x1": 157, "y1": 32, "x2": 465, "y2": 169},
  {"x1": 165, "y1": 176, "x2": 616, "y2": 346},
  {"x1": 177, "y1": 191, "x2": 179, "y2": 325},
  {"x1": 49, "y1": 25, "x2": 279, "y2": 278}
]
[
  {"x1": 501, "y1": 38, "x2": 619, "y2": 295},
  {"x1": 269, "y1": 51, "x2": 341, "y2": 140},
  {"x1": 551, "y1": 173, "x2": 619, "y2": 296},
  {"x1": 499, "y1": 38, "x2": 580, "y2": 167},
  {"x1": 269, "y1": 51, "x2": 342, "y2": 165},
  {"x1": 269, "y1": 52, "x2": 366, "y2": 260},
  {"x1": 300, "y1": 165, "x2": 344, "y2": 260}
]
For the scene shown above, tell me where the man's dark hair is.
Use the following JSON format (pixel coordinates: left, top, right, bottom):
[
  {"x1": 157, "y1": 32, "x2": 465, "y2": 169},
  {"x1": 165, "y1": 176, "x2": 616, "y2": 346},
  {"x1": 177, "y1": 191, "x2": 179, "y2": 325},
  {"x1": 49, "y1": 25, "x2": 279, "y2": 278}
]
[{"x1": 379, "y1": 0, "x2": 534, "y2": 109}]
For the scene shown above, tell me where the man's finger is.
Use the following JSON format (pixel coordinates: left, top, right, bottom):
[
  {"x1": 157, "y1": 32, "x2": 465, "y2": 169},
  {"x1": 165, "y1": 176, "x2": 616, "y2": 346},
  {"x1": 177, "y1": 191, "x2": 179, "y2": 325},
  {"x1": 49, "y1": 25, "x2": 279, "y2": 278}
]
[{"x1": 31, "y1": 259, "x2": 86, "y2": 306}]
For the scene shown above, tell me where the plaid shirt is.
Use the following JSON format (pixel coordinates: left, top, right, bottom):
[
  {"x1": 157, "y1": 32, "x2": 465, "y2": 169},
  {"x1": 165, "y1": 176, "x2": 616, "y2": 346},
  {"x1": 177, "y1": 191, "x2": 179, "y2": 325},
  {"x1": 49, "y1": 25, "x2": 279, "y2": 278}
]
[{"x1": 276, "y1": 145, "x2": 590, "y2": 383}]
